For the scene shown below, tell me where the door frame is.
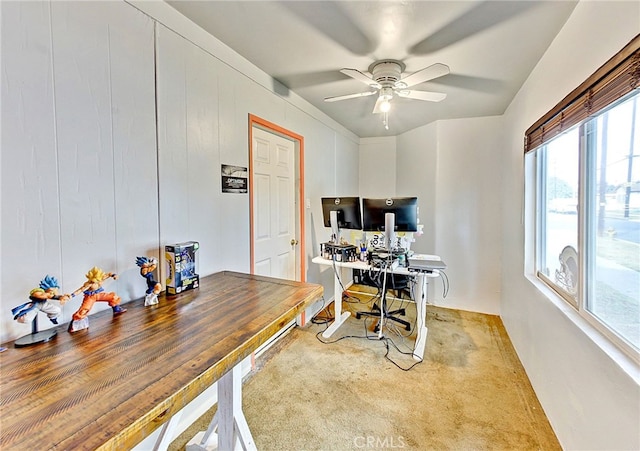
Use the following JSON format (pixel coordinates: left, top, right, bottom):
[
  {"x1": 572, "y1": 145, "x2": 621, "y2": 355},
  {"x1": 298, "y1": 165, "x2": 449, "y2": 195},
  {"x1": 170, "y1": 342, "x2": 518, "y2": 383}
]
[{"x1": 248, "y1": 114, "x2": 306, "y2": 281}]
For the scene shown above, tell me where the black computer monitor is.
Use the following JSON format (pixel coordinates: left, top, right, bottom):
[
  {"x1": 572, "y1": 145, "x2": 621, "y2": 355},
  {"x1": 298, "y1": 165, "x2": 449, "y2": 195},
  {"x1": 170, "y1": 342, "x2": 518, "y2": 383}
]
[
  {"x1": 321, "y1": 197, "x2": 362, "y2": 230},
  {"x1": 362, "y1": 197, "x2": 418, "y2": 232}
]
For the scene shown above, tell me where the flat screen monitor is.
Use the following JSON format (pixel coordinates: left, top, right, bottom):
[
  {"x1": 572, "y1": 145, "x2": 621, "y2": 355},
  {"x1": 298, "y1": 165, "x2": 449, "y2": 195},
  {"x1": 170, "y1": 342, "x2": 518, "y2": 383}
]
[
  {"x1": 321, "y1": 197, "x2": 362, "y2": 230},
  {"x1": 362, "y1": 197, "x2": 418, "y2": 232}
]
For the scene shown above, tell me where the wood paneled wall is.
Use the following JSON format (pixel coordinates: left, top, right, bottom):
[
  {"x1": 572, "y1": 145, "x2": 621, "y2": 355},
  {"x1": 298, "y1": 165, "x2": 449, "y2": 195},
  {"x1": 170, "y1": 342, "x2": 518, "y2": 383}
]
[{"x1": 1, "y1": 1, "x2": 359, "y2": 344}]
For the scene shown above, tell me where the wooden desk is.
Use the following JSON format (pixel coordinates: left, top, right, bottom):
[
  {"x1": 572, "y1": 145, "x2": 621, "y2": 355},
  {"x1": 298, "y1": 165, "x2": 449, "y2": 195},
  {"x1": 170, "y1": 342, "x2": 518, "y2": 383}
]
[{"x1": 0, "y1": 271, "x2": 323, "y2": 450}]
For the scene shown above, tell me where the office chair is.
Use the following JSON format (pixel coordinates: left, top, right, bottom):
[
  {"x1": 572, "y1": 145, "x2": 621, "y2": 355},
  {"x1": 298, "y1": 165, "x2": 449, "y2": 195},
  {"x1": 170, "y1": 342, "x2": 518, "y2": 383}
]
[{"x1": 355, "y1": 270, "x2": 411, "y2": 332}]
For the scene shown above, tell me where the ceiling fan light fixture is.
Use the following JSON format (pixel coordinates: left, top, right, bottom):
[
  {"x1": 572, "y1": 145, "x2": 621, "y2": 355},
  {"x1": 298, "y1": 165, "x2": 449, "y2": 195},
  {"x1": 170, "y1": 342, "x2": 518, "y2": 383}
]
[
  {"x1": 379, "y1": 86, "x2": 394, "y2": 100},
  {"x1": 327, "y1": 60, "x2": 449, "y2": 131}
]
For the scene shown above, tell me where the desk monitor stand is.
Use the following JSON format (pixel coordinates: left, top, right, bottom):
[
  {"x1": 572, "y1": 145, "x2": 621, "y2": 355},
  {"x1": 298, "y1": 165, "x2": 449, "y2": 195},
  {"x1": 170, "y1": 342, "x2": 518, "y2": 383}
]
[
  {"x1": 384, "y1": 212, "x2": 395, "y2": 250},
  {"x1": 330, "y1": 210, "x2": 341, "y2": 243},
  {"x1": 14, "y1": 315, "x2": 57, "y2": 348}
]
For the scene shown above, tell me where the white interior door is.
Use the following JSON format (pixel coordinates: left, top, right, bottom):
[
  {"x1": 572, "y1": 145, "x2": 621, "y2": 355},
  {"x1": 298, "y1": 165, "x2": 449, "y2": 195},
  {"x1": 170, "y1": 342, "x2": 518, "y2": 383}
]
[{"x1": 252, "y1": 126, "x2": 297, "y2": 279}]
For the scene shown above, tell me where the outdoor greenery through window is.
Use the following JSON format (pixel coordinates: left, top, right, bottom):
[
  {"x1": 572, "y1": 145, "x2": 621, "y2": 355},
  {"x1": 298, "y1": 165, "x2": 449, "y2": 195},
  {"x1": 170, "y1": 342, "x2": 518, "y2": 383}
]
[
  {"x1": 536, "y1": 92, "x2": 639, "y2": 354},
  {"x1": 528, "y1": 35, "x2": 640, "y2": 359}
]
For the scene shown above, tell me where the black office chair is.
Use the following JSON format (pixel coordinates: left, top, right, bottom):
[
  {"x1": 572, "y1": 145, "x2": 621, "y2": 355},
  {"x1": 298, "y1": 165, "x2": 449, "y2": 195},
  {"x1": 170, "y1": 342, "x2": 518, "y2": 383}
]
[{"x1": 355, "y1": 271, "x2": 411, "y2": 332}]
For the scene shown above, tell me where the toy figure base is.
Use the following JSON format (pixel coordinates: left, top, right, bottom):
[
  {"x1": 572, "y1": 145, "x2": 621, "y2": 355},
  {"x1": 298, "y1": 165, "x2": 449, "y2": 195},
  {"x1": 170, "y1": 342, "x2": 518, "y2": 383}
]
[
  {"x1": 144, "y1": 293, "x2": 159, "y2": 306},
  {"x1": 68, "y1": 317, "x2": 89, "y2": 333},
  {"x1": 15, "y1": 329, "x2": 57, "y2": 348}
]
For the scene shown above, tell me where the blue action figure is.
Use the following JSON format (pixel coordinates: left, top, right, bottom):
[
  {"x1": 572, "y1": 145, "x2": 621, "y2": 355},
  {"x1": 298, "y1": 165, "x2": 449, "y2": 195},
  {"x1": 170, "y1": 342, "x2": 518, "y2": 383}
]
[
  {"x1": 136, "y1": 256, "x2": 162, "y2": 306},
  {"x1": 12, "y1": 275, "x2": 68, "y2": 325}
]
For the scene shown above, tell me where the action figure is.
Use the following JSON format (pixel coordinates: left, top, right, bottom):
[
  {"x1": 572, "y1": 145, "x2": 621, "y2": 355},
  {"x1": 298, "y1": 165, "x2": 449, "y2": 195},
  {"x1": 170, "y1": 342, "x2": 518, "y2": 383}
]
[
  {"x1": 11, "y1": 275, "x2": 68, "y2": 325},
  {"x1": 10, "y1": 275, "x2": 69, "y2": 347},
  {"x1": 135, "y1": 256, "x2": 162, "y2": 306},
  {"x1": 67, "y1": 267, "x2": 126, "y2": 332}
]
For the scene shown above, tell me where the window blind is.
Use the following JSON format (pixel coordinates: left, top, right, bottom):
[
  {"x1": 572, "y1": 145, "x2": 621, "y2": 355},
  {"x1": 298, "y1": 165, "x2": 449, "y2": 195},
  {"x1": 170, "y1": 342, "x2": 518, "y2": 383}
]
[{"x1": 524, "y1": 34, "x2": 640, "y2": 154}]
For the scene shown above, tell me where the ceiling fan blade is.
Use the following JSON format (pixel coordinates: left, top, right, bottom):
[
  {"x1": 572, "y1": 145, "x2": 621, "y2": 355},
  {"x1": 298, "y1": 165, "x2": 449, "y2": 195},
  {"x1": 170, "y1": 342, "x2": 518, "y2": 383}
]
[
  {"x1": 340, "y1": 68, "x2": 380, "y2": 88},
  {"x1": 397, "y1": 90, "x2": 447, "y2": 102},
  {"x1": 372, "y1": 96, "x2": 386, "y2": 114},
  {"x1": 324, "y1": 91, "x2": 377, "y2": 102},
  {"x1": 398, "y1": 63, "x2": 450, "y2": 88}
]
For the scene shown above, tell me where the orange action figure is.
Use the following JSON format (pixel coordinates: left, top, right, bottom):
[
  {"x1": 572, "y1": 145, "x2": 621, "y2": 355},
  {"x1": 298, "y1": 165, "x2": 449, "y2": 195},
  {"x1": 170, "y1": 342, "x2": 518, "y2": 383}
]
[{"x1": 68, "y1": 267, "x2": 126, "y2": 332}]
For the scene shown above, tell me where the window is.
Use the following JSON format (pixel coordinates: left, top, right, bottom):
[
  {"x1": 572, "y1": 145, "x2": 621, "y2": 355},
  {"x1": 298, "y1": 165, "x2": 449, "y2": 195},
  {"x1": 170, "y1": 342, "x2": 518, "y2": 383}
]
[
  {"x1": 527, "y1": 35, "x2": 640, "y2": 359},
  {"x1": 537, "y1": 127, "x2": 580, "y2": 304}
]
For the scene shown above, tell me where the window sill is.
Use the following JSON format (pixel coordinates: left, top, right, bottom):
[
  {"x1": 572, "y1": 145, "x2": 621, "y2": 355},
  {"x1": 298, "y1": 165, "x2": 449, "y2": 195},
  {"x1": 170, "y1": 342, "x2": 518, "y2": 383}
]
[{"x1": 525, "y1": 273, "x2": 640, "y2": 385}]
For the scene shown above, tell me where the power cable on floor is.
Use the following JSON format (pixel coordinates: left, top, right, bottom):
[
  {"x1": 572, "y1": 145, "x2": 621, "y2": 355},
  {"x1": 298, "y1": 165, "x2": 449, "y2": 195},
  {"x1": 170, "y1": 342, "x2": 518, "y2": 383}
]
[
  {"x1": 312, "y1": 303, "x2": 424, "y2": 371},
  {"x1": 310, "y1": 296, "x2": 333, "y2": 325}
]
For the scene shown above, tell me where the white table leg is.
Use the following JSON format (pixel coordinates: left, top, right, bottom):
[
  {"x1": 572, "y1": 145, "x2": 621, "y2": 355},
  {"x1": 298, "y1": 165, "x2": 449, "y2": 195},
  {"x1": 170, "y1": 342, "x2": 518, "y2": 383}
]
[
  {"x1": 322, "y1": 264, "x2": 351, "y2": 338},
  {"x1": 193, "y1": 364, "x2": 257, "y2": 451},
  {"x1": 412, "y1": 273, "x2": 429, "y2": 361},
  {"x1": 153, "y1": 410, "x2": 183, "y2": 451}
]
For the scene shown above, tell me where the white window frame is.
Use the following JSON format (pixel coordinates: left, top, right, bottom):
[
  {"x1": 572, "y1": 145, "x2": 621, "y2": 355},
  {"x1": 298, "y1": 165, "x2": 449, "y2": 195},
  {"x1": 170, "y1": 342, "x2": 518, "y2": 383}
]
[{"x1": 531, "y1": 92, "x2": 640, "y2": 363}]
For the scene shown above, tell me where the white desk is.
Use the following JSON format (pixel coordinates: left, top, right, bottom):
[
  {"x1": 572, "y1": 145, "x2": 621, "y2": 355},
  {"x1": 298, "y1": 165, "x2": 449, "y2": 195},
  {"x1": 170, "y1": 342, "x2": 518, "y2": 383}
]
[{"x1": 312, "y1": 254, "x2": 440, "y2": 360}]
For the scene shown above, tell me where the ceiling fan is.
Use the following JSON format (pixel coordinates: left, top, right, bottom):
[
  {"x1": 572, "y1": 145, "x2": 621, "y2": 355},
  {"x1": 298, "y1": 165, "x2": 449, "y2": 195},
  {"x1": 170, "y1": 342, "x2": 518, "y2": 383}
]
[{"x1": 324, "y1": 60, "x2": 449, "y2": 128}]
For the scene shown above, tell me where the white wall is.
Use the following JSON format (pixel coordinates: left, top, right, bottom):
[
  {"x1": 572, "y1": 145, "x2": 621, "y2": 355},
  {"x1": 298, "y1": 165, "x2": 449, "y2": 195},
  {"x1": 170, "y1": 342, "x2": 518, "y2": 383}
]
[
  {"x1": 397, "y1": 123, "x2": 438, "y2": 253},
  {"x1": 500, "y1": 1, "x2": 640, "y2": 449},
  {"x1": 359, "y1": 136, "x2": 397, "y2": 197},
  {"x1": 302, "y1": 113, "x2": 360, "y2": 300},
  {"x1": 435, "y1": 118, "x2": 502, "y2": 314},
  {"x1": 156, "y1": 24, "x2": 224, "y2": 278},
  {"x1": 1, "y1": 1, "x2": 158, "y2": 338},
  {"x1": 1, "y1": 1, "x2": 360, "y2": 347},
  {"x1": 395, "y1": 117, "x2": 503, "y2": 314}
]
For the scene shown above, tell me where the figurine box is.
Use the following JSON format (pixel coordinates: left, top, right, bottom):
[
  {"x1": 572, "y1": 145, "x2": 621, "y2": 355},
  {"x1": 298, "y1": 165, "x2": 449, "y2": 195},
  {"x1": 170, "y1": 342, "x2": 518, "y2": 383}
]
[{"x1": 165, "y1": 241, "x2": 200, "y2": 295}]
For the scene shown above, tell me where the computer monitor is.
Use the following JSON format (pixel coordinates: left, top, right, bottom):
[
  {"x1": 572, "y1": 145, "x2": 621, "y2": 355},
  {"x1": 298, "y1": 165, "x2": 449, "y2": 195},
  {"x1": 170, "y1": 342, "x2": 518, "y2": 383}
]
[
  {"x1": 362, "y1": 197, "x2": 418, "y2": 249},
  {"x1": 321, "y1": 197, "x2": 362, "y2": 242}
]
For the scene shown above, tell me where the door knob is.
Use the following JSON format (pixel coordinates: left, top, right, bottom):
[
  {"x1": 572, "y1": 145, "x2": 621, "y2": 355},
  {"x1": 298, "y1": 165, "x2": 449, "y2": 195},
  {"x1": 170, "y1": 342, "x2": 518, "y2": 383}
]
[{"x1": 290, "y1": 239, "x2": 299, "y2": 246}]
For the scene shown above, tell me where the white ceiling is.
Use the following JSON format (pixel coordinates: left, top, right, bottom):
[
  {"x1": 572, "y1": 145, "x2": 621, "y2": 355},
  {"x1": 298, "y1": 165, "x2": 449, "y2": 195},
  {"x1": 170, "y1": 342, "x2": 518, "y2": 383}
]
[{"x1": 166, "y1": 1, "x2": 577, "y2": 138}]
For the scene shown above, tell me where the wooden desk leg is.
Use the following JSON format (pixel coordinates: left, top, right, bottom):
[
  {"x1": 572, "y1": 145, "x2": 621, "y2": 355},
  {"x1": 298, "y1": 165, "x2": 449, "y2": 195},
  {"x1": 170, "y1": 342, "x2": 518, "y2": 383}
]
[
  {"x1": 196, "y1": 364, "x2": 257, "y2": 451},
  {"x1": 322, "y1": 265, "x2": 351, "y2": 338},
  {"x1": 413, "y1": 274, "x2": 429, "y2": 361}
]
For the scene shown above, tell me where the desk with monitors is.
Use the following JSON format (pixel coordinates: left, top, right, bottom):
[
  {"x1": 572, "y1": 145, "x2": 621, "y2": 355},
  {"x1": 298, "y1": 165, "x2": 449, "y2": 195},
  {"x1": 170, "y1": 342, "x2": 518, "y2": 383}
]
[
  {"x1": 312, "y1": 253, "x2": 442, "y2": 360},
  {"x1": 318, "y1": 195, "x2": 446, "y2": 359}
]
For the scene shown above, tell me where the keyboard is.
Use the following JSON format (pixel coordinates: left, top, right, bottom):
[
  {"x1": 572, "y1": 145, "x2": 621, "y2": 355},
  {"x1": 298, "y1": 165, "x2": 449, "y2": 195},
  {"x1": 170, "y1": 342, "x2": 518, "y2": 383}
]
[{"x1": 408, "y1": 255, "x2": 447, "y2": 271}]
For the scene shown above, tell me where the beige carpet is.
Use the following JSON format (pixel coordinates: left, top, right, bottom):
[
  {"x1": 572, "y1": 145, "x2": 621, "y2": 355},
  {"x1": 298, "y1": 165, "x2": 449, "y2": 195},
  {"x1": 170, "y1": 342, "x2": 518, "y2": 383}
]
[{"x1": 170, "y1": 287, "x2": 560, "y2": 450}]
